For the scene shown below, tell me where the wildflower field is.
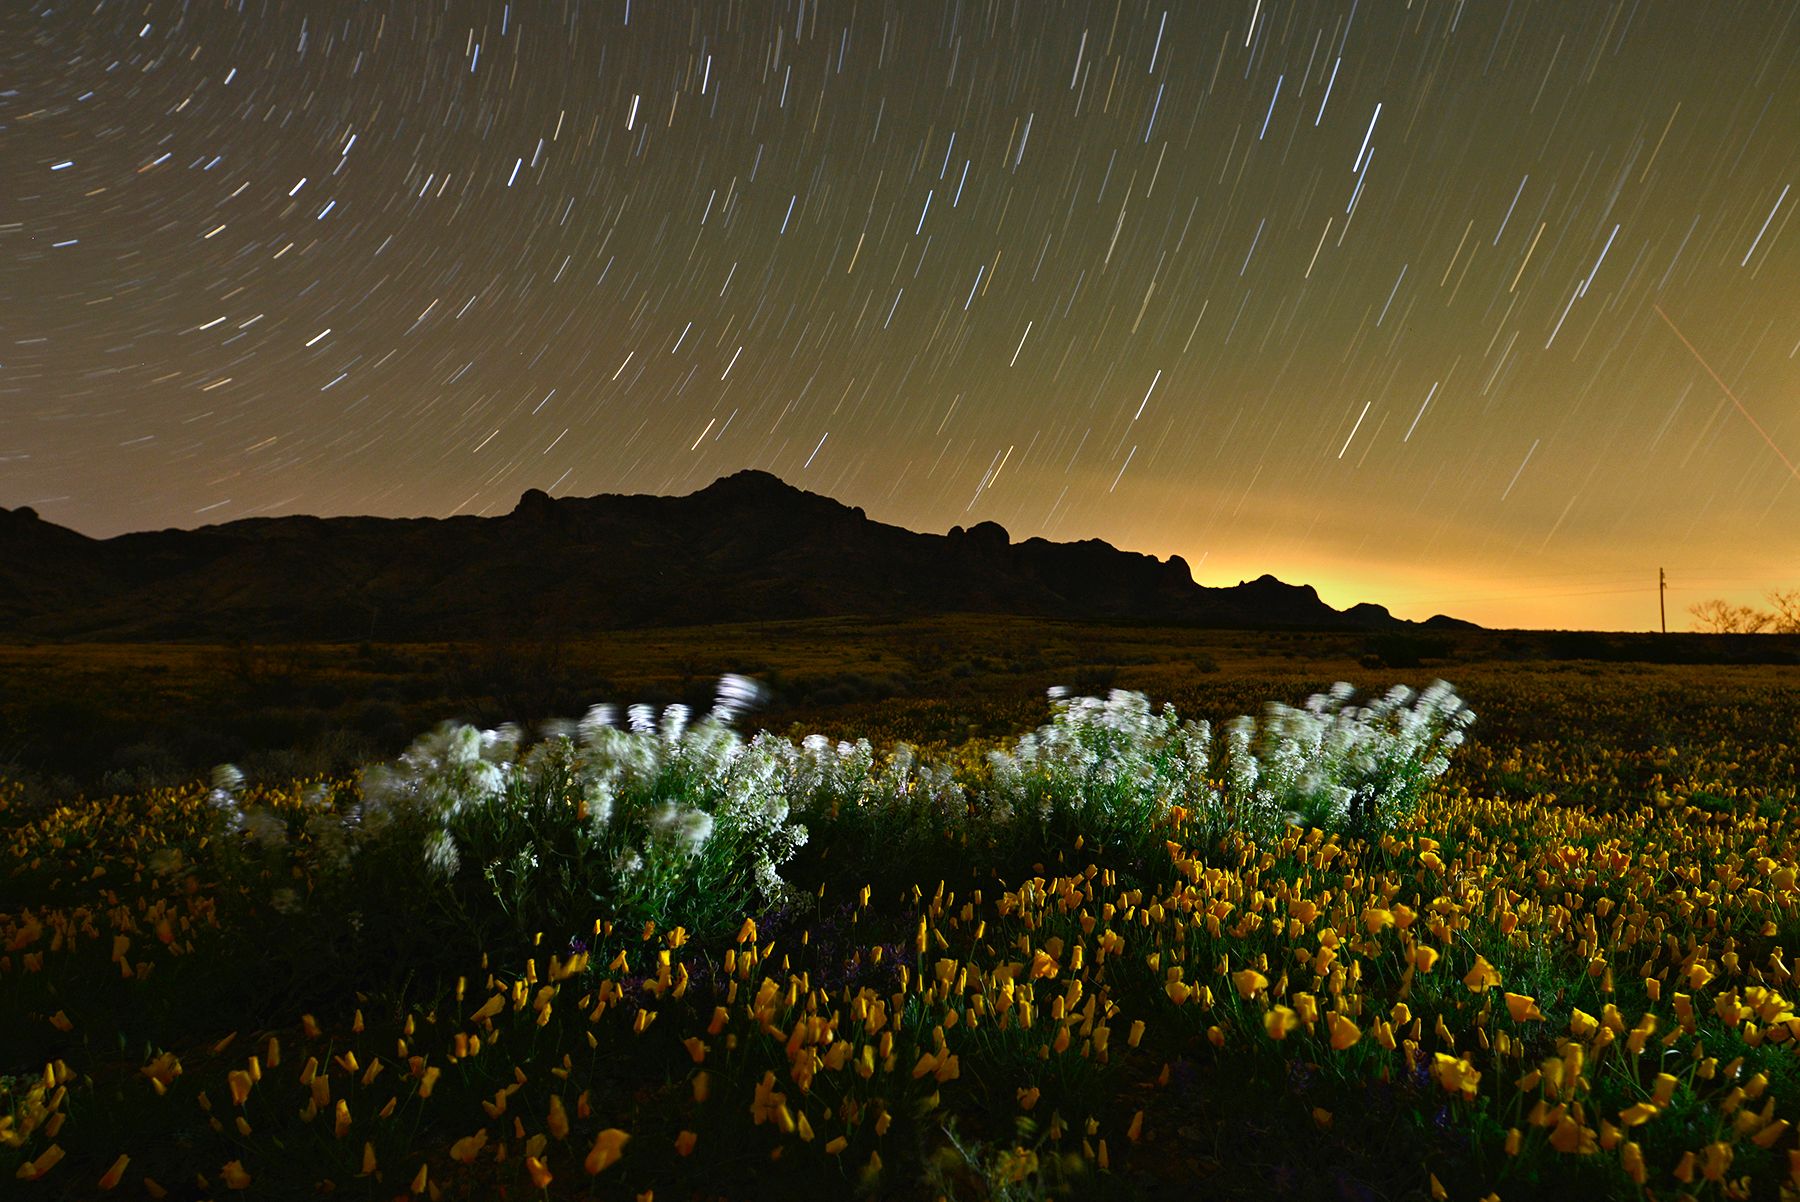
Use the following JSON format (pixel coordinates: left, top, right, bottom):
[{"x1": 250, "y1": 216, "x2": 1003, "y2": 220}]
[{"x1": 3, "y1": 653, "x2": 1799, "y2": 1200}]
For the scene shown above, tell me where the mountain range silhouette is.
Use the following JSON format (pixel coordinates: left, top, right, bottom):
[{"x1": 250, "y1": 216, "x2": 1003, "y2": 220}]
[{"x1": 0, "y1": 470, "x2": 1474, "y2": 641}]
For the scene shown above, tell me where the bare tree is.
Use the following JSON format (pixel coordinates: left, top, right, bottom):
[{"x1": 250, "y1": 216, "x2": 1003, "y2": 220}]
[
  {"x1": 1686, "y1": 593, "x2": 1800, "y2": 633},
  {"x1": 1766, "y1": 590, "x2": 1800, "y2": 634}
]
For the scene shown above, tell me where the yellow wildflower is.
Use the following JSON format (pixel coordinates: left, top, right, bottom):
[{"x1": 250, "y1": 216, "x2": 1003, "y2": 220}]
[
  {"x1": 585, "y1": 1127, "x2": 630, "y2": 1174},
  {"x1": 450, "y1": 1129, "x2": 489, "y2": 1163},
  {"x1": 15, "y1": 1143, "x2": 65, "y2": 1180},
  {"x1": 1503, "y1": 992, "x2": 1542, "y2": 1022},
  {"x1": 1462, "y1": 955, "x2": 1501, "y2": 992},
  {"x1": 525, "y1": 1155, "x2": 553, "y2": 1187}
]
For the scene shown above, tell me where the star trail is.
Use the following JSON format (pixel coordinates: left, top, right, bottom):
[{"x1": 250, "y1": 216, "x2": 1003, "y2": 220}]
[{"x1": 4, "y1": 0, "x2": 1799, "y2": 630}]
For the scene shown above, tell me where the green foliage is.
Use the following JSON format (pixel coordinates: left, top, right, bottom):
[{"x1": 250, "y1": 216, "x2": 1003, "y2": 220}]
[{"x1": 217, "y1": 679, "x2": 1474, "y2": 953}]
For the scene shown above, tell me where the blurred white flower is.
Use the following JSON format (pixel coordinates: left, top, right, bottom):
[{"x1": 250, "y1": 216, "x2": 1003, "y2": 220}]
[
  {"x1": 712, "y1": 673, "x2": 764, "y2": 723},
  {"x1": 652, "y1": 802, "x2": 714, "y2": 858},
  {"x1": 423, "y1": 830, "x2": 461, "y2": 879}
]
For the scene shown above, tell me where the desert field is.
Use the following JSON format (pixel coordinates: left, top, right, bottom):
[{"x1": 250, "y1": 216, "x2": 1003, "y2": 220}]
[{"x1": 3, "y1": 623, "x2": 1798, "y2": 1198}]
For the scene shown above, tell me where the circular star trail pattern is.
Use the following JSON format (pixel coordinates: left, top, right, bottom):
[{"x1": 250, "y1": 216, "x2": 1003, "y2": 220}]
[{"x1": 5, "y1": 1, "x2": 1799, "y2": 629}]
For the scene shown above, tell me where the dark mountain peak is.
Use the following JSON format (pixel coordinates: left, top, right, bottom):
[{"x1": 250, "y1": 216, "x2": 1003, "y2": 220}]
[
  {"x1": 511, "y1": 488, "x2": 558, "y2": 520},
  {"x1": 695, "y1": 469, "x2": 807, "y2": 503},
  {"x1": 2, "y1": 502, "x2": 92, "y2": 548},
  {"x1": 1237, "y1": 573, "x2": 1321, "y2": 604},
  {"x1": 686, "y1": 469, "x2": 869, "y2": 521},
  {"x1": 0, "y1": 472, "x2": 1456, "y2": 640},
  {"x1": 951, "y1": 520, "x2": 1010, "y2": 548},
  {"x1": 1343, "y1": 602, "x2": 1395, "y2": 624}
]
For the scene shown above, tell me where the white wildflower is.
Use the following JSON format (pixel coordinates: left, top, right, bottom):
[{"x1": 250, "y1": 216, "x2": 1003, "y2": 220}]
[
  {"x1": 652, "y1": 802, "x2": 714, "y2": 858},
  {"x1": 659, "y1": 703, "x2": 691, "y2": 745},
  {"x1": 578, "y1": 704, "x2": 616, "y2": 742},
  {"x1": 423, "y1": 829, "x2": 461, "y2": 879},
  {"x1": 712, "y1": 673, "x2": 764, "y2": 723}
]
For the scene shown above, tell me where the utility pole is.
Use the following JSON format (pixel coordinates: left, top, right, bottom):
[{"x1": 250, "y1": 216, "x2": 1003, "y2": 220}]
[{"x1": 1659, "y1": 568, "x2": 1667, "y2": 634}]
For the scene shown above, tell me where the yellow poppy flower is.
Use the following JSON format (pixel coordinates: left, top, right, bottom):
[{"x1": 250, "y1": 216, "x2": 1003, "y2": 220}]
[
  {"x1": 1462, "y1": 955, "x2": 1500, "y2": 992},
  {"x1": 1503, "y1": 992, "x2": 1542, "y2": 1022},
  {"x1": 525, "y1": 1155, "x2": 553, "y2": 1188},
  {"x1": 585, "y1": 1127, "x2": 630, "y2": 1174},
  {"x1": 1232, "y1": 968, "x2": 1268, "y2": 999},
  {"x1": 94, "y1": 1153, "x2": 130, "y2": 1190},
  {"x1": 15, "y1": 1143, "x2": 65, "y2": 1180}
]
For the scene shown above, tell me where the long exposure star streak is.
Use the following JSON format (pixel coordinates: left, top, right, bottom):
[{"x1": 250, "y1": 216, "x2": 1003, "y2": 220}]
[{"x1": 4, "y1": 1, "x2": 1798, "y2": 629}]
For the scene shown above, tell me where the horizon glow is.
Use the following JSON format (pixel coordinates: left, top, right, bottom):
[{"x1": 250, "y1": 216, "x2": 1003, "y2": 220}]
[{"x1": 5, "y1": 2, "x2": 1798, "y2": 632}]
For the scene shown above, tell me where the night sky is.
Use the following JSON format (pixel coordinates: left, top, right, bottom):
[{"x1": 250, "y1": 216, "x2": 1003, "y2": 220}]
[{"x1": 6, "y1": 1, "x2": 1799, "y2": 631}]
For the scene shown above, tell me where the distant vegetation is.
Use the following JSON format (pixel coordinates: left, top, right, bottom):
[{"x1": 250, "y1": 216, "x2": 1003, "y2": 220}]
[{"x1": 1689, "y1": 590, "x2": 1800, "y2": 634}]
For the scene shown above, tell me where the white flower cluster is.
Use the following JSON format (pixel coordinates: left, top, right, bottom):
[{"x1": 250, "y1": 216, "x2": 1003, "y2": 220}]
[
  {"x1": 203, "y1": 763, "x2": 348, "y2": 910},
  {"x1": 1228, "y1": 680, "x2": 1473, "y2": 836},
  {"x1": 360, "y1": 675, "x2": 809, "y2": 903},
  {"x1": 755, "y1": 733, "x2": 962, "y2": 866},
  {"x1": 316, "y1": 674, "x2": 1471, "y2": 929},
  {"x1": 357, "y1": 720, "x2": 520, "y2": 833},
  {"x1": 985, "y1": 681, "x2": 1473, "y2": 841},
  {"x1": 986, "y1": 687, "x2": 1215, "y2": 833}
]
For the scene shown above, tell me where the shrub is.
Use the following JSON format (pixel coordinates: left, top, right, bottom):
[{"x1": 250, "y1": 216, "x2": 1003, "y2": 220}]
[
  {"x1": 201, "y1": 678, "x2": 1474, "y2": 952},
  {"x1": 984, "y1": 688, "x2": 1213, "y2": 862},
  {"x1": 1236, "y1": 680, "x2": 1475, "y2": 837}
]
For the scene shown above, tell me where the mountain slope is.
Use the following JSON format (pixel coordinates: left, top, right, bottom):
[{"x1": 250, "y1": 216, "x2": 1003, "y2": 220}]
[{"x1": 0, "y1": 471, "x2": 1463, "y2": 641}]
